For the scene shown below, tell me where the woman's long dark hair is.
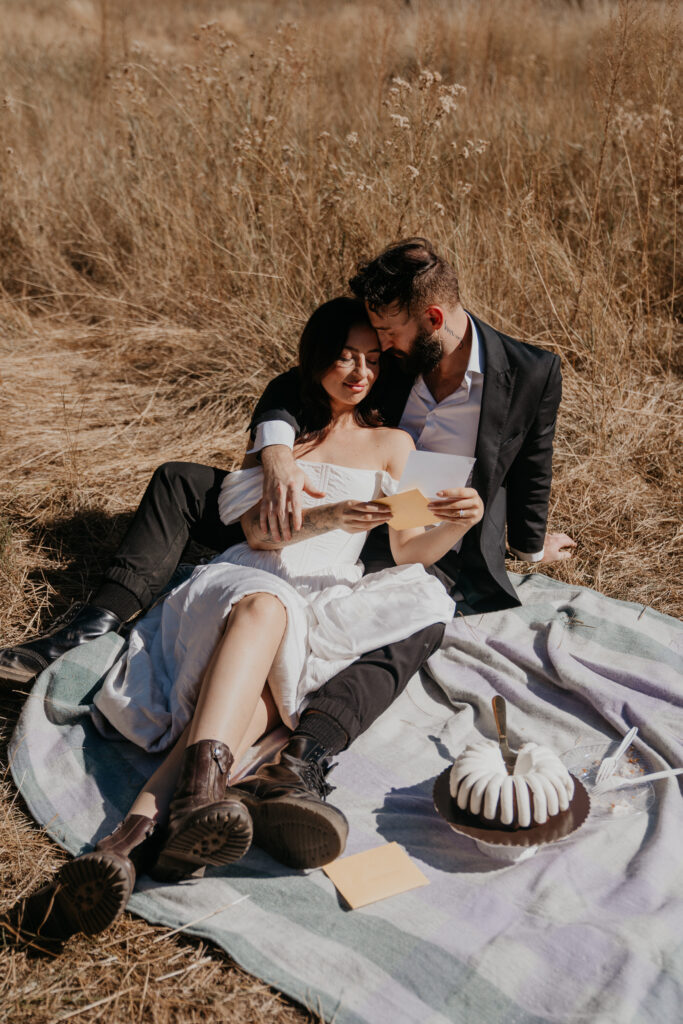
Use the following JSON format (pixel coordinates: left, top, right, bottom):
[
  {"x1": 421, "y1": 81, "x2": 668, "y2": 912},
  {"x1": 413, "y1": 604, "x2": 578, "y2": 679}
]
[{"x1": 297, "y1": 296, "x2": 384, "y2": 444}]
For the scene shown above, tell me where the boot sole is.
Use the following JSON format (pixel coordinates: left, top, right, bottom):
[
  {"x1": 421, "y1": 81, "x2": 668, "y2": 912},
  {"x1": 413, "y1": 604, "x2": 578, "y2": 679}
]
[
  {"x1": 50, "y1": 854, "x2": 133, "y2": 938},
  {"x1": 151, "y1": 803, "x2": 253, "y2": 882},
  {"x1": 245, "y1": 795, "x2": 349, "y2": 869}
]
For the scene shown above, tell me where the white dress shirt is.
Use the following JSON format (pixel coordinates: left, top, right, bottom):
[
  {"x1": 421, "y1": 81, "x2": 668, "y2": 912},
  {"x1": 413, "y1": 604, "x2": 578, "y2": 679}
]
[
  {"x1": 250, "y1": 314, "x2": 544, "y2": 560},
  {"x1": 398, "y1": 316, "x2": 483, "y2": 555},
  {"x1": 398, "y1": 315, "x2": 542, "y2": 560}
]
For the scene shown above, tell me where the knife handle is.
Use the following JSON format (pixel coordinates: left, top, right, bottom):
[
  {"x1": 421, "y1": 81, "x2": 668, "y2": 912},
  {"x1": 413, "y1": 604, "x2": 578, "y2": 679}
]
[{"x1": 492, "y1": 695, "x2": 507, "y2": 744}]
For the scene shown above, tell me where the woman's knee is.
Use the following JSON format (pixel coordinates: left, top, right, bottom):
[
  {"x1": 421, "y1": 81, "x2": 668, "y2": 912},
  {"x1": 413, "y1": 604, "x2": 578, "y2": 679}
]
[{"x1": 233, "y1": 592, "x2": 287, "y2": 628}]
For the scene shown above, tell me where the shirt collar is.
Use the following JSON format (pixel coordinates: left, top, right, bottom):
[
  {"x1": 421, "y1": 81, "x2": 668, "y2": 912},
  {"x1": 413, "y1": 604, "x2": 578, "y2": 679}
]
[{"x1": 465, "y1": 313, "x2": 484, "y2": 376}]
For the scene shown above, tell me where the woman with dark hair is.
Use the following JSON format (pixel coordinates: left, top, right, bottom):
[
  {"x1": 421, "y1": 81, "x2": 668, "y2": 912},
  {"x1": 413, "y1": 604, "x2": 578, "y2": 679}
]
[{"x1": 20, "y1": 297, "x2": 483, "y2": 941}]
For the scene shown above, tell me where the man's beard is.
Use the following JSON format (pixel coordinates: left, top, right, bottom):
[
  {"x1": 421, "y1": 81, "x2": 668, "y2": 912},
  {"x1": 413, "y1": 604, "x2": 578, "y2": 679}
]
[{"x1": 401, "y1": 326, "x2": 443, "y2": 377}]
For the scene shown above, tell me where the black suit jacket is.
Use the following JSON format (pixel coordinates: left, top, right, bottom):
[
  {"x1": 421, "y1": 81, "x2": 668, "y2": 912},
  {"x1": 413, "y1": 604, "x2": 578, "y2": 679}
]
[{"x1": 249, "y1": 313, "x2": 561, "y2": 613}]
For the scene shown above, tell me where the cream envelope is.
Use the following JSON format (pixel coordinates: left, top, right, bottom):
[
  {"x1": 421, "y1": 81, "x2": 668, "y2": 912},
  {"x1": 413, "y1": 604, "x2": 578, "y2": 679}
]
[
  {"x1": 322, "y1": 842, "x2": 429, "y2": 909},
  {"x1": 374, "y1": 488, "x2": 439, "y2": 530}
]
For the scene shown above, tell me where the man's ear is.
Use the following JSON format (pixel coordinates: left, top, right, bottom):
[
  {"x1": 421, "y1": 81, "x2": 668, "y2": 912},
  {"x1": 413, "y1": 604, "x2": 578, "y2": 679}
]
[{"x1": 423, "y1": 305, "x2": 446, "y2": 332}]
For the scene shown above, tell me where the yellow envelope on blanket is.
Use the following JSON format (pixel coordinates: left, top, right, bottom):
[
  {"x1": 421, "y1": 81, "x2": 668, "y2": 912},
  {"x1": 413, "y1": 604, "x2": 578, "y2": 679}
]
[
  {"x1": 374, "y1": 489, "x2": 439, "y2": 530},
  {"x1": 323, "y1": 842, "x2": 429, "y2": 909}
]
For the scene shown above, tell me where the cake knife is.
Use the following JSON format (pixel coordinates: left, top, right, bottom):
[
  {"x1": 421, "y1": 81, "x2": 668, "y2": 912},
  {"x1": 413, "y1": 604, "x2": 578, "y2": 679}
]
[{"x1": 492, "y1": 696, "x2": 516, "y2": 775}]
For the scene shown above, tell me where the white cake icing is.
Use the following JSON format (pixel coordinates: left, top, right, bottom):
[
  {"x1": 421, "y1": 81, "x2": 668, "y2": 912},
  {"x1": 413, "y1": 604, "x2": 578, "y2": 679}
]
[{"x1": 449, "y1": 740, "x2": 575, "y2": 827}]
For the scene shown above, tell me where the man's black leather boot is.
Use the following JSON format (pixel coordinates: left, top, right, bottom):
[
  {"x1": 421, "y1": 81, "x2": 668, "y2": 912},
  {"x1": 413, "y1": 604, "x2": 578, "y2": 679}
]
[
  {"x1": 0, "y1": 604, "x2": 123, "y2": 688},
  {"x1": 235, "y1": 735, "x2": 349, "y2": 869}
]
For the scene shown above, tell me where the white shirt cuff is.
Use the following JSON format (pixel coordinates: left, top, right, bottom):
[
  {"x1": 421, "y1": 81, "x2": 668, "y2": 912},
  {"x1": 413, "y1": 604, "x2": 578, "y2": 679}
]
[
  {"x1": 247, "y1": 421, "x2": 296, "y2": 455},
  {"x1": 509, "y1": 546, "x2": 544, "y2": 562}
]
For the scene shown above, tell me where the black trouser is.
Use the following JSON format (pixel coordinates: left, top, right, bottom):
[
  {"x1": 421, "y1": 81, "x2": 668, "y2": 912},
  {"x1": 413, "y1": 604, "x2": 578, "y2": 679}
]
[
  {"x1": 104, "y1": 461, "x2": 446, "y2": 745},
  {"x1": 105, "y1": 462, "x2": 241, "y2": 608}
]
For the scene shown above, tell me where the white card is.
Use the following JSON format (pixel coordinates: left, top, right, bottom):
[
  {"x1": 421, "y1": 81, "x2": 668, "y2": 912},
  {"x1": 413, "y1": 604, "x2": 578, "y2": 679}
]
[{"x1": 397, "y1": 449, "x2": 476, "y2": 498}]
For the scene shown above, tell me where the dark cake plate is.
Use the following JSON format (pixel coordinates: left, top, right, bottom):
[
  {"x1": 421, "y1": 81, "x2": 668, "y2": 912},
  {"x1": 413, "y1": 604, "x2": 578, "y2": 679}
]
[{"x1": 433, "y1": 767, "x2": 591, "y2": 862}]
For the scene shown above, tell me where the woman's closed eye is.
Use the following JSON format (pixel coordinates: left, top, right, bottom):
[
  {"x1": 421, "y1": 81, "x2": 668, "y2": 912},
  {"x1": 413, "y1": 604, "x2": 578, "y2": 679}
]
[{"x1": 337, "y1": 352, "x2": 380, "y2": 368}]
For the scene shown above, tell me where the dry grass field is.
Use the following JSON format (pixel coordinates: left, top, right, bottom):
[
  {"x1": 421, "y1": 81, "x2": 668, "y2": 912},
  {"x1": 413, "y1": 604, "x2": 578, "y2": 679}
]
[{"x1": 0, "y1": 0, "x2": 681, "y2": 1019}]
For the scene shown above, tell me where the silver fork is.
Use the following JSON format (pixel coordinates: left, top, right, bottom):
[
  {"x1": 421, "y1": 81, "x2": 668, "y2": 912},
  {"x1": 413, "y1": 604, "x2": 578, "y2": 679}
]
[{"x1": 594, "y1": 726, "x2": 638, "y2": 785}]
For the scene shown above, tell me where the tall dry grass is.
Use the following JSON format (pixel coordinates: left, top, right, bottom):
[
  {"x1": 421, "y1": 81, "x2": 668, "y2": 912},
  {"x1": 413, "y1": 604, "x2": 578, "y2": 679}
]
[{"x1": 0, "y1": 0, "x2": 681, "y2": 1019}]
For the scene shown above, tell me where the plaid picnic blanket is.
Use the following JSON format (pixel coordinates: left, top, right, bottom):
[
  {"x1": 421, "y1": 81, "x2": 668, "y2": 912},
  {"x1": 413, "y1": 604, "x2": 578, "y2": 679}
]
[{"x1": 9, "y1": 572, "x2": 683, "y2": 1024}]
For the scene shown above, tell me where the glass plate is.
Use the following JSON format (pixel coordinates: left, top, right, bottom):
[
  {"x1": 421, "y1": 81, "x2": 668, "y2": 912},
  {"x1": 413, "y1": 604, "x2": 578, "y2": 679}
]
[{"x1": 561, "y1": 743, "x2": 655, "y2": 819}]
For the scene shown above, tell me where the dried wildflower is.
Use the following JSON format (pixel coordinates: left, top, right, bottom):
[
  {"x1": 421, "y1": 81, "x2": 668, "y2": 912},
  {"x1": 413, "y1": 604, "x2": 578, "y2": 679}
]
[
  {"x1": 438, "y1": 94, "x2": 459, "y2": 117},
  {"x1": 418, "y1": 69, "x2": 442, "y2": 89},
  {"x1": 390, "y1": 114, "x2": 410, "y2": 130},
  {"x1": 462, "y1": 138, "x2": 490, "y2": 158},
  {"x1": 434, "y1": 202, "x2": 445, "y2": 217},
  {"x1": 407, "y1": 165, "x2": 420, "y2": 179},
  {"x1": 346, "y1": 132, "x2": 359, "y2": 147}
]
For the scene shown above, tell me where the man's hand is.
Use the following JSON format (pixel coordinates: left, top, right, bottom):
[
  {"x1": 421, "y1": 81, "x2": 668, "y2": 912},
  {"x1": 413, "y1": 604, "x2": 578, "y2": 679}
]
[
  {"x1": 540, "y1": 532, "x2": 576, "y2": 563},
  {"x1": 260, "y1": 446, "x2": 325, "y2": 542}
]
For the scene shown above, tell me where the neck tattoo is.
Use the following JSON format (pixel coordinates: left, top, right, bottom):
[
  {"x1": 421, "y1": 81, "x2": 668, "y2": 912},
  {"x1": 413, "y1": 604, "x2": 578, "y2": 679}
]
[{"x1": 443, "y1": 322, "x2": 463, "y2": 344}]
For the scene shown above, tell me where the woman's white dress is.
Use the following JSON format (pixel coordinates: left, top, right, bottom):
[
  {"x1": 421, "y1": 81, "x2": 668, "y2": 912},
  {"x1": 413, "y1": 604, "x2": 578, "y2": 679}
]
[{"x1": 94, "y1": 462, "x2": 455, "y2": 753}]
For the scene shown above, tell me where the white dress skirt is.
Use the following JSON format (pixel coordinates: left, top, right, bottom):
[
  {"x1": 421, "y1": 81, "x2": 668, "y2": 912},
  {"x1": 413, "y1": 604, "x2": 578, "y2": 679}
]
[{"x1": 93, "y1": 461, "x2": 455, "y2": 753}]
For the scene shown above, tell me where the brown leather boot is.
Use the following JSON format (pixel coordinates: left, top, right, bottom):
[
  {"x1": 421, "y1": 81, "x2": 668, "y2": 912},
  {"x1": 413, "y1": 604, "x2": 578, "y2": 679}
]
[
  {"x1": 11, "y1": 814, "x2": 158, "y2": 942},
  {"x1": 235, "y1": 735, "x2": 348, "y2": 869},
  {"x1": 151, "y1": 739, "x2": 253, "y2": 882}
]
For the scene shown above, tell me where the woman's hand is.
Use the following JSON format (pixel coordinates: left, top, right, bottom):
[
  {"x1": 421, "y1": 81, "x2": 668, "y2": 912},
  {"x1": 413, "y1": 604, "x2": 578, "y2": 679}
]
[
  {"x1": 427, "y1": 488, "x2": 484, "y2": 526},
  {"x1": 335, "y1": 500, "x2": 393, "y2": 534},
  {"x1": 389, "y1": 487, "x2": 484, "y2": 566}
]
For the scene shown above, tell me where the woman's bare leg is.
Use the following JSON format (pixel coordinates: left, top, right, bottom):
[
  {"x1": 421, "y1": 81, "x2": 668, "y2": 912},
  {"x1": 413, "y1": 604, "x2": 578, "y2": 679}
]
[
  {"x1": 128, "y1": 593, "x2": 286, "y2": 821},
  {"x1": 16, "y1": 594, "x2": 288, "y2": 937},
  {"x1": 187, "y1": 592, "x2": 286, "y2": 750},
  {"x1": 129, "y1": 687, "x2": 280, "y2": 821}
]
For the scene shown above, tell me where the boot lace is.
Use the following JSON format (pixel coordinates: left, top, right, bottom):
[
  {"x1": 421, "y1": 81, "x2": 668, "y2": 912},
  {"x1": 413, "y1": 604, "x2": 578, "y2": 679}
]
[{"x1": 302, "y1": 758, "x2": 336, "y2": 800}]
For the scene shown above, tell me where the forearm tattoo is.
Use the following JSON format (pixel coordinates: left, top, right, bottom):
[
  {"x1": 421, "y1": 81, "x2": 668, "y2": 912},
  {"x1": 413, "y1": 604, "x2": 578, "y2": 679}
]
[{"x1": 248, "y1": 504, "x2": 340, "y2": 548}]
